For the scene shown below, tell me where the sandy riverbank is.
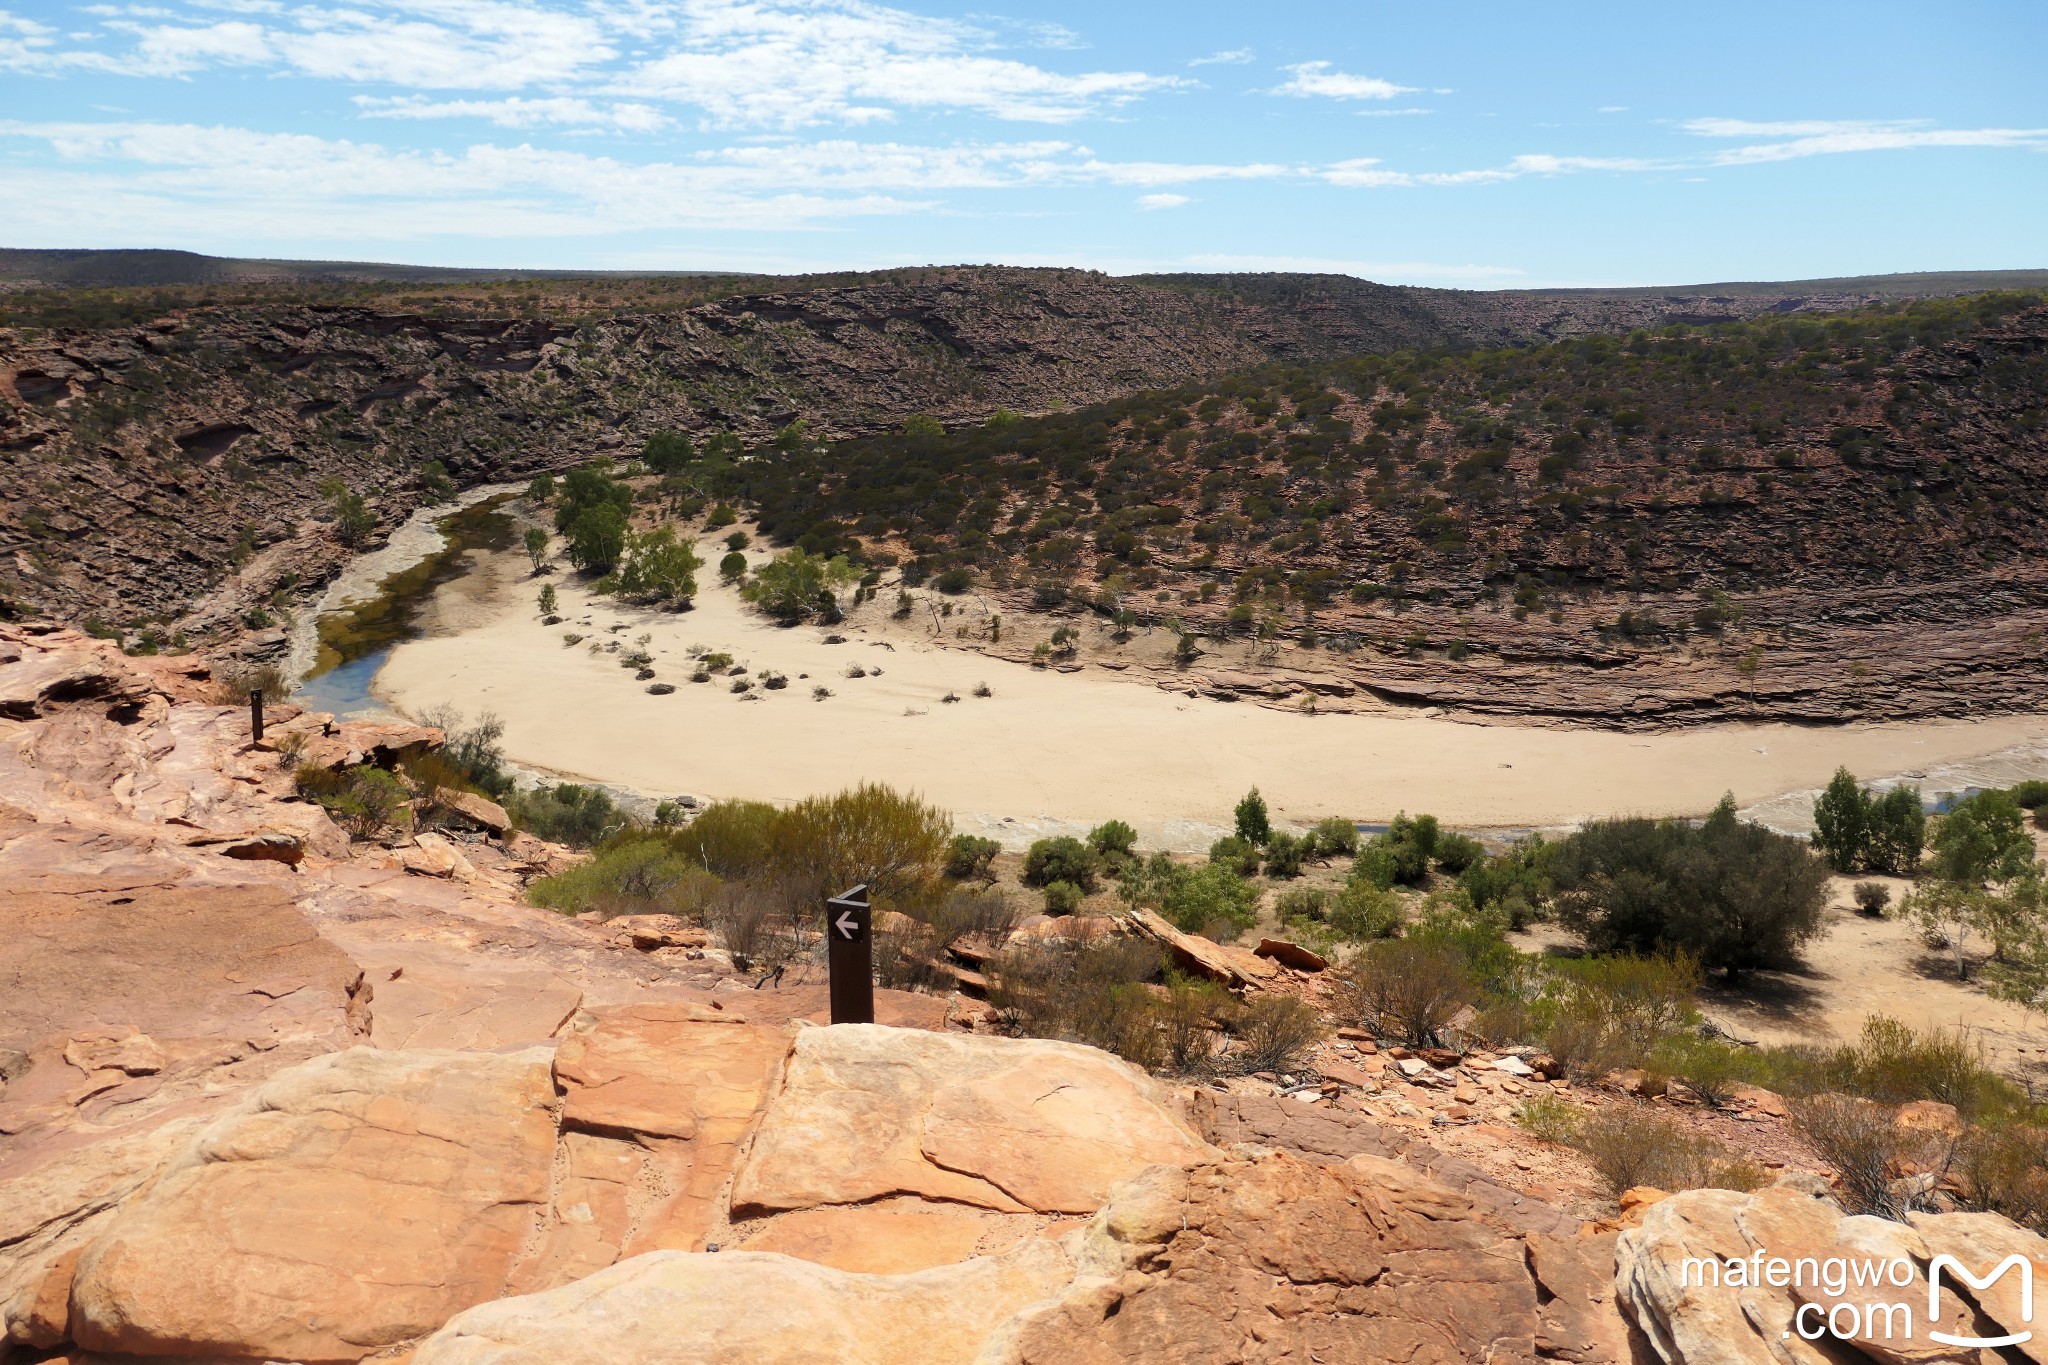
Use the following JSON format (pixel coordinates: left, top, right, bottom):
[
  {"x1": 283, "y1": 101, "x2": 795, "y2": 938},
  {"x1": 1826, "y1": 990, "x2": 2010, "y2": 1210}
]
[{"x1": 373, "y1": 528, "x2": 2048, "y2": 849}]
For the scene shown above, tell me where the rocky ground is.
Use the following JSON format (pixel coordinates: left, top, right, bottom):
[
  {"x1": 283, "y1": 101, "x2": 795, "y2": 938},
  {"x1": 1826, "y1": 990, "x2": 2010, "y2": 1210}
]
[{"x1": 2, "y1": 621, "x2": 2044, "y2": 1364}]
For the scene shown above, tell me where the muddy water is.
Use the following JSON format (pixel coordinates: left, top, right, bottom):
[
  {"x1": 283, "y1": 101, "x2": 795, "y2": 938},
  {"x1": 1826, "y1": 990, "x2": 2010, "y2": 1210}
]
[{"x1": 291, "y1": 493, "x2": 519, "y2": 718}]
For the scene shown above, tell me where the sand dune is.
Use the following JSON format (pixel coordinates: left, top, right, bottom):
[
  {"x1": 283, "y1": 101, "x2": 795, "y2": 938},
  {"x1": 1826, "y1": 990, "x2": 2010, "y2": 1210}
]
[{"x1": 374, "y1": 531, "x2": 2048, "y2": 848}]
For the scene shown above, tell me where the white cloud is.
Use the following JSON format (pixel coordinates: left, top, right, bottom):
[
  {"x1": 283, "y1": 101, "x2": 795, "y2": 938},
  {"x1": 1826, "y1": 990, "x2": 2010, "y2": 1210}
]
[
  {"x1": 1354, "y1": 107, "x2": 1430, "y2": 118},
  {"x1": 1188, "y1": 47, "x2": 1252, "y2": 66},
  {"x1": 1683, "y1": 116, "x2": 2048, "y2": 163},
  {"x1": 1319, "y1": 151, "x2": 1665, "y2": 188},
  {"x1": 615, "y1": 1, "x2": 1182, "y2": 127},
  {"x1": 5, "y1": 0, "x2": 1184, "y2": 127},
  {"x1": 0, "y1": 119, "x2": 1296, "y2": 246},
  {"x1": 1136, "y1": 192, "x2": 1188, "y2": 209},
  {"x1": 356, "y1": 95, "x2": 670, "y2": 132},
  {"x1": 1270, "y1": 60, "x2": 1415, "y2": 101}
]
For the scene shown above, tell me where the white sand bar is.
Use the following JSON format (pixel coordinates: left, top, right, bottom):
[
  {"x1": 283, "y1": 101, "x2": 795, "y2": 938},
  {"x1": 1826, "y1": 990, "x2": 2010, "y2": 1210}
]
[{"x1": 375, "y1": 533, "x2": 2048, "y2": 846}]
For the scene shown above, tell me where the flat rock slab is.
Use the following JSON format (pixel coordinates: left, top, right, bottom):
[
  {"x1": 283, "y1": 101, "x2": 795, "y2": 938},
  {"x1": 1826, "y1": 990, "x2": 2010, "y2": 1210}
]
[
  {"x1": 736, "y1": 1197, "x2": 1055, "y2": 1276},
  {"x1": 413, "y1": 1240, "x2": 1077, "y2": 1365},
  {"x1": 68, "y1": 1046, "x2": 557, "y2": 1363},
  {"x1": 0, "y1": 875, "x2": 367, "y2": 1154},
  {"x1": 731, "y1": 1024, "x2": 1210, "y2": 1216}
]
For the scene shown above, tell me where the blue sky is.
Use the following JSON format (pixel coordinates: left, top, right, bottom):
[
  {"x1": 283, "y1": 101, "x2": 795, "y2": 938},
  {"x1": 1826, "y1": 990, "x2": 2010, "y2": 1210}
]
[{"x1": 2, "y1": 0, "x2": 2043, "y2": 285}]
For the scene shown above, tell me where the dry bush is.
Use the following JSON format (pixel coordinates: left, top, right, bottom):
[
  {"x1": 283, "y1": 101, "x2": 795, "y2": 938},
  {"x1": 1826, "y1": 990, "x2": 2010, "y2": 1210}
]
[
  {"x1": 1953, "y1": 1123, "x2": 2048, "y2": 1233},
  {"x1": 1574, "y1": 1106, "x2": 1765, "y2": 1197},
  {"x1": 1791, "y1": 1094, "x2": 1953, "y2": 1219},
  {"x1": 710, "y1": 887, "x2": 787, "y2": 972},
  {"x1": 1157, "y1": 976, "x2": 1229, "y2": 1075},
  {"x1": 211, "y1": 662, "x2": 288, "y2": 705},
  {"x1": 987, "y1": 939, "x2": 1165, "y2": 1069},
  {"x1": 1224, "y1": 995, "x2": 1321, "y2": 1076},
  {"x1": 1334, "y1": 939, "x2": 1475, "y2": 1046},
  {"x1": 1513, "y1": 1093, "x2": 1583, "y2": 1146}
]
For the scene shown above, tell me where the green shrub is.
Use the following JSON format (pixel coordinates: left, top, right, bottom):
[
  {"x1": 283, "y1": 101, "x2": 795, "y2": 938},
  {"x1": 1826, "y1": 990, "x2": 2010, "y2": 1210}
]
[
  {"x1": 528, "y1": 833, "x2": 716, "y2": 918},
  {"x1": 1852, "y1": 881, "x2": 1891, "y2": 915},
  {"x1": 1651, "y1": 1034, "x2": 1760, "y2": 1107},
  {"x1": 1262, "y1": 831, "x2": 1308, "y2": 879},
  {"x1": 1207, "y1": 834, "x2": 1261, "y2": 878},
  {"x1": 1023, "y1": 836, "x2": 1100, "y2": 891},
  {"x1": 1087, "y1": 819, "x2": 1139, "y2": 859},
  {"x1": 1329, "y1": 881, "x2": 1405, "y2": 940},
  {"x1": 1233, "y1": 787, "x2": 1272, "y2": 845},
  {"x1": 1514, "y1": 1093, "x2": 1583, "y2": 1146},
  {"x1": 1355, "y1": 821, "x2": 1432, "y2": 887},
  {"x1": 1434, "y1": 832, "x2": 1484, "y2": 874},
  {"x1": 505, "y1": 782, "x2": 621, "y2": 847},
  {"x1": 1274, "y1": 885, "x2": 1330, "y2": 923},
  {"x1": 1043, "y1": 880, "x2": 1085, "y2": 914},
  {"x1": 1540, "y1": 952, "x2": 1702, "y2": 1080},
  {"x1": 1308, "y1": 816, "x2": 1360, "y2": 859},
  {"x1": 1549, "y1": 794, "x2": 1830, "y2": 977},
  {"x1": 771, "y1": 782, "x2": 952, "y2": 900},
  {"x1": 300, "y1": 763, "x2": 412, "y2": 840},
  {"x1": 944, "y1": 834, "x2": 1000, "y2": 882},
  {"x1": 1120, "y1": 852, "x2": 1259, "y2": 938},
  {"x1": 1460, "y1": 837, "x2": 1554, "y2": 927}
]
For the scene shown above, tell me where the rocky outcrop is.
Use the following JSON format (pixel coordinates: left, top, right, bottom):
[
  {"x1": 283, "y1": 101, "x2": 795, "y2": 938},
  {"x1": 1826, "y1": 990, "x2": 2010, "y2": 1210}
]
[
  {"x1": 68, "y1": 1047, "x2": 558, "y2": 1362},
  {"x1": 1617, "y1": 1183, "x2": 2048, "y2": 1364},
  {"x1": 990, "y1": 1148, "x2": 1638, "y2": 1364},
  {"x1": 731, "y1": 1024, "x2": 1212, "y2": 1216},
  {"x1": 414, "y1": 1238, "x2": 1079, "y2": 1365}
]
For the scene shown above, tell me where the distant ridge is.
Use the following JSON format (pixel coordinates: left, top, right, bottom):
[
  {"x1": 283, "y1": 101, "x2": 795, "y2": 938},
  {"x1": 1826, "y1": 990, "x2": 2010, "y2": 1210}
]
[
  {"x1": 0, "y1": 247, "x2": 745, "y2": 289},
  {"x1": 2, "y1": 246, "x2": 2042, "y2": 298}
]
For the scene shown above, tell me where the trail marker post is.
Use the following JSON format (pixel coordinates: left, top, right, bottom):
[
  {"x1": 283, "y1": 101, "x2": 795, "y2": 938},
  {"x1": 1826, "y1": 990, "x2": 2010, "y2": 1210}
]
[
  {"x1": 825, "y1": 884, "x2": 873, "y2": 1024},
  {"x1": 249, "y1": 688, "x2": 265, "y2": 744}
]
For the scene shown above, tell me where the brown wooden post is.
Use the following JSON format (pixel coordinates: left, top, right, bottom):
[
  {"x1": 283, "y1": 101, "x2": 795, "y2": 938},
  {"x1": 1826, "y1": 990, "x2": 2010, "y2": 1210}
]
[{"x1": 825, "y1": 884, "x2": 873, "y2": 1024}]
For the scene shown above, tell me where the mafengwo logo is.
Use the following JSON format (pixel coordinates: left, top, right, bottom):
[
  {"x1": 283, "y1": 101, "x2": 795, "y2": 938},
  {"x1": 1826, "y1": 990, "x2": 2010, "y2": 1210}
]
[
  {"x1": 1679, "y1": 1251, "x2": 2033, "y2": 1346},
  {"x1": 1927, "y1": 1254, "x2": 2032, "y2": 1349}
]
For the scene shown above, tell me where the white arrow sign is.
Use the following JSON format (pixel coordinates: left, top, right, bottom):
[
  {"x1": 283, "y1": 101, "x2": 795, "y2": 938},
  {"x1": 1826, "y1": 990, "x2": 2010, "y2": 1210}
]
[{"x1": 834, "y1": 910, "x2": 861, "y2": 940}]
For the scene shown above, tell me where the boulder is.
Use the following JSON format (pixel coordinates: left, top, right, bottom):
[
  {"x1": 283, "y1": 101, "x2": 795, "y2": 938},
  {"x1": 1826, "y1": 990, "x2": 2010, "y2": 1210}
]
[
  {"x1": 1908, "y1": 1211, "x2": 2048, "y2": 1364},
  {"x1": 413, "y1": 1238, "x2": 1077, "y2": 1365},
  {"x1": 212, "y1": 830, "x2": 307, "y2": 865},
  {"x1": 0, "y1": 640, "x2": 155, "y2": 721},
  {"x1": 68, "y1": 1046, "x2": 558, "y2": 1362},
  {"x1": 438, "y1": 789, "x2": 510, "y2": 835},
  {"x1": 731, "y1": 1024, "x2": 1210, "y2": 1216},
  {"x1": 1618, "y1": 1182, "x2": 2048, "y2": 1365},
  {"x1": 1123, "y1": 907, "x2": 1269, "y2": 989},
  {"x1": 608, "y1": 914, "x2": 710, "y2": 951},
  {"x1": 528, "y1": 1005, "x2": 795, "y2": 1271},
  {"x1": 989, "y1": 1150, "x2": 1606, "y2": 1364},
  {"x1": 1254, "y1": 936, "x2": 1330, "y2": 971},
  {"x1": 0, "y1": 1117, "x2": 205, "y2": 1353}
]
